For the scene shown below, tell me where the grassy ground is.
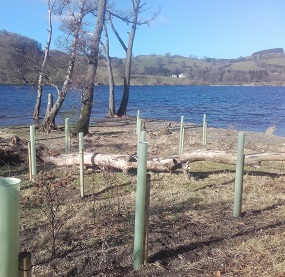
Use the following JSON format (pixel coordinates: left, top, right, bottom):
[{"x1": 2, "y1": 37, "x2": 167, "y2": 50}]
[{"x1": 1, "y1": 117, "x2": 285, "y2": 276}]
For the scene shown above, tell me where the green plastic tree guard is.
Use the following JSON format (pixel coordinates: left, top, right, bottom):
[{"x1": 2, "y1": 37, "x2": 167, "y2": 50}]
[
  {"x1": 137, "y1": 119, "x2": 143, "y2": 154},
  {"x1": 133, "y1": 141, "x2": 148, "y2": 270},
  {"x1": 202, "y1": 114, "x2": 207, "y2": 145},
  {"x1": 136, "y1": 110, "x2": 140, "y2": 134},
  {"x1": 65, "y1": 118, "x2": 70, "y2": 154},
  {"x1": 179, "y1": 116, "x2": 184, "y2": 154},
  {"x1": 233, "y1": 132, "x2": 245, "y2": 217},
  {"x1": 29, "y1": 125, "x2": 36, "y2": 180},
  {"x1": 0, "y1": 177, "x2": 21, "y2": 277},
  {"x1": 140, "y1": 130, "x2": 146, "y2": 143},
  {"x1": 78, "y1": 132, "x2": 85, "y2": 198}
]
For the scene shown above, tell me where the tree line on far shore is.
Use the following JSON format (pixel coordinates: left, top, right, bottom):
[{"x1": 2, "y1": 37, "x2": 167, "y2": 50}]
[{"x1": 1, "y1": 29, "x2": 284, "y2": 88}]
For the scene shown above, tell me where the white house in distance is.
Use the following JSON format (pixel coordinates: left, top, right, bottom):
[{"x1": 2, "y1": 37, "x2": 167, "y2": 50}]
[{"x1": 172, "y1": 73, "x2": 186, "y2": 78}]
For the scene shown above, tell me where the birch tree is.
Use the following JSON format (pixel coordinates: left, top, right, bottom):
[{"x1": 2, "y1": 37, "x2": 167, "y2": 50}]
[
  {"x1": 41, "y1": 0, "x2": 89, "y2": 131},
  {"x1": 109, "y1": 0, "x2": 159, "y2": 116},
  {"x1": 75, "y1": 0, "x2": 107, "y2": 135},
  {"x1": 100, "y1": 23, "x2": 115, "y2": 117},
  {"x1": 33, "y1": 0, "x2": 56, "y2": 120}
]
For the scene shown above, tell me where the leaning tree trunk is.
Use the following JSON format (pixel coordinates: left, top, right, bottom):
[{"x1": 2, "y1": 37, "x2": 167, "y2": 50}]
[
  {"x1": 100, "y1": 24, "x2": 115, "y2": 117},
  {"x1": 116, "y1": 77, "x2": 130, "y2": 116},
  {"x1": 107, "y1": 67, "x2": 115, "y2": 117},
  {"x1": 104, "y1": 25, "x2": 115, "y2": 117},
  {"x1": 33, "y1": 0, "x2": 55, "y2": 120},
  {"x1": 33, "y1": 77, "x2": 43, "y2": 120},
  {"x1": 45, "y1": 93, "x2": 55, "y2": 125},
  {"x1": 76, "y1": 83, "x2": 95, "y2": 135},
  {"x1": 41, "y1": 0, "x2": 87, "y2": 132},
  {"x1": 76, "y1": 0, "x2": 106, "y2": 135},
  {"x1": 41, "y1": 90, "x2": 67, "y2": 131}
]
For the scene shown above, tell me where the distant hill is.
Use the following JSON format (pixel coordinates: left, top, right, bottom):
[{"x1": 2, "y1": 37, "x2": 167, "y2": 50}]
[
  {"x1": 251, "y1": 48, "x2": 284, "y2": 58},
  {"x1": 0, "y1": 30, "x2": 284, "y2": 86},
  {"x1": 129, "y1": 48, "x2": 285, "y2": 85}
]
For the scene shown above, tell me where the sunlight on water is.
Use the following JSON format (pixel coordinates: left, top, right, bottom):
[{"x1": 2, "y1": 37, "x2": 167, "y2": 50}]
[{"x1": 0, "y1": 85, "x2": 285, "y2": 136}]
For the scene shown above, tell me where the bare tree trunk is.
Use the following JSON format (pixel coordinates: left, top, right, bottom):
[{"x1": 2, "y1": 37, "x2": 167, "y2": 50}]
[
  {"x1": 33, "y1": 77, "x2": 43, "y2": 120},
  {"x1": 107, "y1": 69, "x2": 116, "y2": 117},
  {"x1": 45, "y1": 93, "x2": 55, "y2": 125},
  {"x1": 108, "y1": 1, "x2": 158, "y2": 116},
  {"x1": 116, "y1": 0, "x2": 140, "y2": 116},
  {"x1": 76, "y1": 0, "x2": 106, "y2": 135},
  {"x1": 41, "y1": 0, "x2": 87, "y2": 132},
  {"x1": 33, "y1": 0, "x2": 56, "y2": 120},
  {"x1": 101, "y1": 24, "x2": 115, "y2": 117}
]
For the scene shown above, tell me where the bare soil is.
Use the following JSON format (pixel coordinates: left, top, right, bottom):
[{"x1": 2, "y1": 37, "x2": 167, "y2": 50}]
[{"x1": 1, "y1": 117, "x2": 285, "y2": 276}]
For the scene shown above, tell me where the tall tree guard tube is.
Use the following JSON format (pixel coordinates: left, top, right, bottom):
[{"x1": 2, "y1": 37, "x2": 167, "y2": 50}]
[
  {"x1": 29, "y1": 125, "x2": 37, "y2": 181},
  {"x1": 133, "y1": 141, "x2": 148, "y2": 270},
  {"x1": 136, "y1": 119, "x2": 143, "y2": 154},
  {"x1": 233, "y1": 132, "x2": 245, "y2": 217},
  {"x1": 0, "y1": 177, "x2": 21, "y2": 277},
  {"x1": 179, "y1": 116, "x2": 184, "y2": 154},
  {"x1": 202, "y1": 114, "x2": 207, "y2": 145},
  {"x1": 79, "y1": 132, "x2": 85, "y2": 198},
  {"x1": 136, "y1": 110, "x2": 140, "y2": 133},
  {"x1": 142, "y1": 174, "x2": 151, "y2": 264},
  {"x1": 65, "y1": 118, "x2": 70, "y2": 154}
]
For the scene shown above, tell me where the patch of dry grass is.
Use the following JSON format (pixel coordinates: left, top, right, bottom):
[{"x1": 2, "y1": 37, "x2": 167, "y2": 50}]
[
  {"x1": 2, "y1": 117, "x2": 285, "y2": 276},
  {"x1": 14, "y1": 161, "x2": 285, "y2": 276}
]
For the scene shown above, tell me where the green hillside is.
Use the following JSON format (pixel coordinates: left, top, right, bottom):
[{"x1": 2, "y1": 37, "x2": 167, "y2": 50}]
[{"x1": 0, "y1": 30, "x2": 284, "y2": 86}]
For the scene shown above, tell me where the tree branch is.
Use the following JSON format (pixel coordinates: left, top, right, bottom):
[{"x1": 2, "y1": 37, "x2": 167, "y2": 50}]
[{"x1": 109, "y1": 15, "x2": 127, "y2": 52}]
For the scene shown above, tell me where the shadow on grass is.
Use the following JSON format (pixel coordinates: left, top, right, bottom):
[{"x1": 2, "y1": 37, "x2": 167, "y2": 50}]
[
  {"x1": 243, "y1": 202, "x2": 285, "y2": 216},
  {"x1": 191, "y1": 178, "x2": 235, "y2": 191},
  {"x1": 148, "y1": 216, "x2": 285, "y2": 264},
  {"x1": 95, "y1": 130, "x2": 129, "y2": 136},
  {"x1": 84, "y1": 181, "x2": 132, "y2": 198},
  {"x1": 191, "y1": 169, "x2": 284, "y2": 179}
]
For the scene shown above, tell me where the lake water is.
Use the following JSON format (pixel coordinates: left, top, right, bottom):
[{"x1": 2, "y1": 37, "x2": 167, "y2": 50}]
[{"x1": 0, "y1": 85, "x2": 285, "y2": 136}]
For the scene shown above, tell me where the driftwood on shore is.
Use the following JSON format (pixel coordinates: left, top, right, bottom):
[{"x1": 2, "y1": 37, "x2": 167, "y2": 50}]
[
  {"x1": 40, "y1": 152, "x2": 181, "y2": 173},
  {"x1": 40, "y1": 150, "x2": 285, "y2": 173},
  {"x1": 1, "y1": 135, "x2": 285, "y2": 172},
  {"x1": 175, "y1": 150, "x2": 285, "y2": 168}
]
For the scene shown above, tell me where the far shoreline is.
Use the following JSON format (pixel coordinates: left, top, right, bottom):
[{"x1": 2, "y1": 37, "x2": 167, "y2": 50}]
[
  {"x1": 0, "y1": 83, "x2": 285, "y2": 87},
  {"x1": 1, "y1": 115, "x2": 285, "y2": 139}
]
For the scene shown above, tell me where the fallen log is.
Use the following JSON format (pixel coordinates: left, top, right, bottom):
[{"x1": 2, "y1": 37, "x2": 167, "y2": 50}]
[
  {"x1": 41, "y1": 152, "x2": 136, "y2": 172},
  {"x1": 40, "y1": 152, "x2": 181, "y2": 173},
  {"x1": 175, "y1": 150, "x2": 285, "y2": 167},
  {"x1": 40, "y1": 149, "x2": 285, "y2": 173},
  {"x1": 245, "y1": 152, "x2": 285, "y2": 167}
]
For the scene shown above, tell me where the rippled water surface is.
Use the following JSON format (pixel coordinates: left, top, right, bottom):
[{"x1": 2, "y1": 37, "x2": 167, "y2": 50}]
[{"x1": 0, "y1": 85, "x2": 285, "y2": 136}]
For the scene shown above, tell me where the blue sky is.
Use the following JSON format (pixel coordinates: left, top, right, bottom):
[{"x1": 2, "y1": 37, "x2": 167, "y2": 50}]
[{"x1": 1, "y1": 0, "x2": 284, "y2": 59}]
